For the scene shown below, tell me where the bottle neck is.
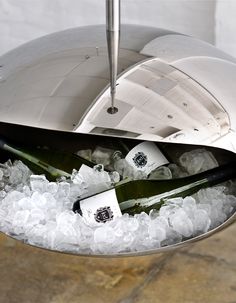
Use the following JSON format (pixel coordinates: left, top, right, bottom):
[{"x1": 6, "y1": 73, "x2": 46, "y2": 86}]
[
  {"x1": 117, "y1": 161, "x2": 236, "y2": 209},
  {"x1": 4, "y1": 143, "x2": 71, "y2": 179},
  {"x1": 1, "y1": 139, "x2": 96, "y2": 180},
  {"x1": 206, "y1": 162, "x2": 236, "y2": 186}
]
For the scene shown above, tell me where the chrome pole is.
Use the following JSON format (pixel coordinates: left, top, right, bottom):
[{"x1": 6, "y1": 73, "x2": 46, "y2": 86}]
[{"x1": 106, "y1": 0, "x2": 120, "y2": 114}]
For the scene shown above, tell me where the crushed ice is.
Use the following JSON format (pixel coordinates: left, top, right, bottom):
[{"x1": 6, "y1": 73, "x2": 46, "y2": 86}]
[{"x1": 0, "y1": 148, "x2": 235, "y2": 255}]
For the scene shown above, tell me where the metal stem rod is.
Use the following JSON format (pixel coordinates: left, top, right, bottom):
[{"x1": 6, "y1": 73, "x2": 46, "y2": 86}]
[{"x1": 106, "y1": 0, "x2": 120, "y2": 114}]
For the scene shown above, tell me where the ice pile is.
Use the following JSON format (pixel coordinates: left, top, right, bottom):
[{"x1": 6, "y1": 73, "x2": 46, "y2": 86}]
[{"x1": 0, "y1": 149, "x2": 235, "y2": 255}]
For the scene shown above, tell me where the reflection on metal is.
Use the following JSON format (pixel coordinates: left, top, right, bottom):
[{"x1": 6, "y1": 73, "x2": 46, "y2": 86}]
[
  {"x1": 0, "y1": 24, "x2": 236, "y2": 256},
  {"x1": 75, "y1": 57, "x2": 230, "y2": 147}
]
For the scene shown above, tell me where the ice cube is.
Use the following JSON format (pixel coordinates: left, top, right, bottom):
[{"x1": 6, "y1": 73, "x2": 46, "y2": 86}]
[
  {"x1": 13, "y1": 210, "x2": 30, "y2": 227},
  {"x1": 30, "y1": 175, "x2": 49, "y2": 193},
  {"x1": 126, "y1": 217, "x2": 139, "y2": 232},
  {"x1": 22, "y1": 185, "x2": 31, "y2": 196},
  {"x1": 159, "y1": 198, "x2": 183, "y2": 219},
  {"x1": 47, "y1": 182, "x2": 58, "y2": 195},
  {"x1": 91, "y1": 146, "x2": 114, "y2": 167},
  {"x1": 76, "y1": 149, "x2": 92, "y2": 161},
  {"x1": 179, "y1": 149, "x2": 218, "y2": 175},
  {"x1": 93, "y1": 165, "x2": 111, "y2": 182},
  {"x1": 104, "y1": 215, "x2": 139, "y2": 252},
  {"x1": 45, "y1": 208, "x2": 57, "y2": 222},
  {"x1": 135, "y1": 212, "x2": 150, "y2": 225},
  {"x1": 195, "y1": 187, "x2": 231, "y2": 229},
  {"x1": 42, "y1": 192, "x2": 57, "y2": 209},
  {"x1": 9, "y1": 166, "x2": 25, "y2": 185},
  {"x1": 18, "y1": 197, "x2": 32, "y2": 210},
  {"x1": 56, "y1": 210, "x2": 76, "y2": 227},
  {"x1": 71, "y1": 169, "x2": 87, "y2": 187},
  {"x1": 192, "y1": 209, "x2": 211, "y2": 234},
  {"x1": 197, "y1": 203, "x2": 211, "y2": 214},
  {"x1": 162, "y1": 228, "x2": 183, "y2": 246},
  {"x1": 3, "y1": 190, "x2": 25, "y2": 206},
  {"x1": 226, "y1": 195, "x2": 236, "y2": 209},
  {"x1": 168, "y1": 163, "x2": 188, "y2": 178},
  {"x1": 148, "y1": 219, "x2": 167, "y2": 241},
  {"x1": 26, "y1": 224, "x2": 47, "y2": 246},
  {"x1": 94, "y1": 226, "x2": 116, "y2": 244},
  {"x1": 69, "y1": 183, "x2": 87, "y2": 200},
  {"x1": 182, "y1": 196, "x2": 197, "y2": 219},
  {"x1": 123, "y1": 232, "x2": 134, "y2": 245},
  {"x1": 222, "y1": 203, "x2": 233, "y2": 217},
  {"x1": 54, "y1": 229, "x2": 79, "y2": 251},
  {"x1": 31, "y1": 191, "x2": 47, "y2": 209},
  {"x1": 53, "y1": 211, "x2": 80, "y2": 251},
  {"x1": 8, "y1": 160, "x2": 31, "y2": 186},
  {"x1": 111, "y1": 219, "x2": 125, "y2": 237},
  {"x1": 148, "y1": 166, "x2": 172, "y2": 180},
  {"x1": 79, "y1": 165, "x2": 99, "y2": 184},
  {"x1": 0, "y1": 160, "x2": 12, "y2": 178},
  {"x1": 114, "y1": 158, "x2": 147, "y2": 180},
  {"x1": 114, "y1": 158, "x2": 132, "y2": 178},
  {"x1": 109, "y1": 171, "x2": 120, "y2": 184},
  {"x1": 28, "y1": 208, "x2": 45, "y2": 225},
  {"x1": 169, "y1": 208, "x2": 193, "y2": 237},
  {"x1": 57, "y1": 182, "x2": 70, "y2": 198},
  {"x1": 195, "y1": 187, "x2": 222, "y2": 205},
  {"x1": 78, "y1": 164, "x2": 111, "y2": 195},
  {"x1": 149, "y1": 209, "x2": 159, "y2": 220},
  {"x1": 133, "y1": 236, "x2": 160, "y2": 251},
  {"x1": 42, "y1": 221, "x2": 57, "y2": 249},
  {"x1": 0, "y1": 190, "x2": 6, "y2": 199},
  {"x1": 133, "y1": 170, "x2": 147, "y2": 180}
]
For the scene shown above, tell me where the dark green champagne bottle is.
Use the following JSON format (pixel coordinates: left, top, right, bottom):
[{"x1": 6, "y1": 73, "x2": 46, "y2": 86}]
[
  {"x1": 73, "y1": 161, "x2": 236, "y2": 224},
  {"x1": 0, "y1": 137, "x2": 95, "y2": 181}
]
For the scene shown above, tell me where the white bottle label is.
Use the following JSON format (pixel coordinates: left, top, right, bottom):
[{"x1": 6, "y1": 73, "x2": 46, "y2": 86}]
[
  {"x1": 125, "y1": 141, "x2": 169, "y2": 175},
  {"x1": 79, "y1": 188, "x2": 122, "y2": 225}
]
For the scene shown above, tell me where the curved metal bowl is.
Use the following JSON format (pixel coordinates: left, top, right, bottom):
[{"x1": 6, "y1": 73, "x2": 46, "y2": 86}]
[{"x1": 0, "y1": 24, "x2": 236, "y2": 256}]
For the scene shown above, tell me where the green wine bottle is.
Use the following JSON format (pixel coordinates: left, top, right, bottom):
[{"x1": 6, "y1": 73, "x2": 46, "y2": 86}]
[
  {"x1": 73, "y1": 161, "x2": 236, "y2": 224},
  {"x1": 0, "y1": 136, "x2": 96, "y2": 181}
]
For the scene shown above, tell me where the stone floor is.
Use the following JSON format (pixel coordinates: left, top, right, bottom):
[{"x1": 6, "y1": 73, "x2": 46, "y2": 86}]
[{"x1": 0, "y1": 223, "x2": 235, "y2": 303}]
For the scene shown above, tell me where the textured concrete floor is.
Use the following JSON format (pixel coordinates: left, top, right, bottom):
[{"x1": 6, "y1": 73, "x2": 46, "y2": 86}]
[{"x1": 0, "y1": 223, "x2": 235, "y2": 303}]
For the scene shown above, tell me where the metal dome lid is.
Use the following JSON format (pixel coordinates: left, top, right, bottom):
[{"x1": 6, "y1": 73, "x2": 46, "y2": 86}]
[{"x1": 0, "y1": 24, "x2": 236, "y2": 152}]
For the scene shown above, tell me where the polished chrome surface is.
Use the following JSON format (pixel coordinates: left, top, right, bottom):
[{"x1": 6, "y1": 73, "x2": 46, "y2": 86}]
[
  {"x1": 0, "y1": 25, "x2": 175, "y2": 132},
  {"x1": 0, "y1": 24, "x2": 235, "y2": 151},
  {"x1": 106, "y1": 0, "x2": 120, "y2": 113},
  {"x1": 0, "y1": 24, "x2": 236, "y2": 256}
]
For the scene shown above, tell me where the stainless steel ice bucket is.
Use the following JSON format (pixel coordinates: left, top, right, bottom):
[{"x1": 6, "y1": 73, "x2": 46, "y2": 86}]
[{"x1": 0, "y1": 24, "x2": 235, "y2": 256}]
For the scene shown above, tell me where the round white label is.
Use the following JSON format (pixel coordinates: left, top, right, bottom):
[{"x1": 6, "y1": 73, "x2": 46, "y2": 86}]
[
  {"x1": 79, "y1": 188, "x2": 122, "y2": 225},
  {"x1": 125, "y1": 141, "x2": 169, "y2": 175}
]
